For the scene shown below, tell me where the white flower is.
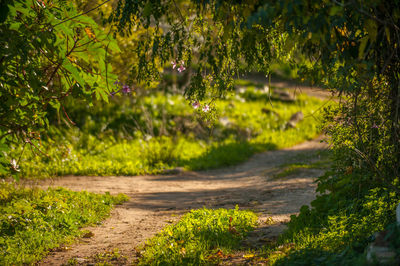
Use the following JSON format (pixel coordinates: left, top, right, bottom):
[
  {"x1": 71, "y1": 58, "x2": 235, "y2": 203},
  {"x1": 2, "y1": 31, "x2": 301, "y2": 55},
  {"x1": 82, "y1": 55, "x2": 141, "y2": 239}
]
[
  {"x1": 10, "y1": 159, "x2": 20, "y2": 172},
  {"x1": 192, "y1": 101, "x2": 200, "y2": 109}
]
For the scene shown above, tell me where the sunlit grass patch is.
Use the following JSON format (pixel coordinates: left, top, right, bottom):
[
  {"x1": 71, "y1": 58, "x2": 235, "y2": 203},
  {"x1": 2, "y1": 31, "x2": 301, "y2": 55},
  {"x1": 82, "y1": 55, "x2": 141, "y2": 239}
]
[
  {"x1": 273, "y1": 161, "x2": 330, "y2": 179},
  {"x1": 0, "y1": 182, "x2": 128, "y2": 265},
  {"x1": 252, "y1": 188, "x2": 400, "y2": 265},
  {"x1": 137, "y1": 206, "x2": 258, "y2": 265},
  {"x1": 8, "y1": 84, "x2": 334, "y2": 178}
]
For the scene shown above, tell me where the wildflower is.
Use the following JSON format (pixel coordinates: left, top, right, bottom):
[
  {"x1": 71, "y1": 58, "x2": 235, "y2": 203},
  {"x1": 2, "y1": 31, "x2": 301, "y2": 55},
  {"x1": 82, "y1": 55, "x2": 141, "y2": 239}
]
[
  {"x1": 177, "y1": 65, "x2": 186, "y2": 73},
  {"x1": 171, "y1": 61, "x2": 177, "y2": 69},
  {"x1": 192, "y1": 101, "x2": 200, "y2": 109},
  {"x1": 113, "y1": 80, "x2": 119, "y2": 85},
  {"x1": 109, "y1": 91, "x2": 117, "y2": 97},
  {"x1": 37, "y1": 0, "x2": 46, "y2": 8},
  {"x1": 202, "y1": 104, "x2": 210, "y2": 112},
  {"x1": 372, "y1": 123, "x2": 379, "y2": 129},
  {"x1": 10, "y1": 159, "x2": 20, "y2": 172},
  {"x1": 122, "y1": 85, "x2": 131, "y2": 94}
]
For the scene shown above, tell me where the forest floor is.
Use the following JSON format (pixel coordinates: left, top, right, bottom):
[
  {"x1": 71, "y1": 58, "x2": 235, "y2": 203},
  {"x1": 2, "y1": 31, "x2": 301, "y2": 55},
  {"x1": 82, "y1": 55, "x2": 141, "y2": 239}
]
[
  {"x1": 31, "y1": 136, "x2": 328, "y2": 265},
  {"x1": 30, "y1": 82, "x2": 332, "y2": 265}
]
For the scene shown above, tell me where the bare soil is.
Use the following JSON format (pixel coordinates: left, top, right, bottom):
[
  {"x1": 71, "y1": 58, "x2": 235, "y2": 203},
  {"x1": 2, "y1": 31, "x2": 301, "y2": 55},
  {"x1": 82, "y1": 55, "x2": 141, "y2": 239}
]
[{"x1": 32, "y1": 135, "x2": 328, "y2": 265}]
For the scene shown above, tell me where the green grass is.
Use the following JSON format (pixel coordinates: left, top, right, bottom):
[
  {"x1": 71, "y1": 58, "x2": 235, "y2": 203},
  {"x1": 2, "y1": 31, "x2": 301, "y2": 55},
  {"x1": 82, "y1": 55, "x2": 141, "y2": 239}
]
[
  {"x1": 273, "y1": 164, "x2": 316, "y2": 179},
  {"x1": 0, "y1": 182, "x2": 128, "y2": 265},
  {"x1": 137, "y1": 206, "x2": 258, "y2": 265},
  {"x1": 273, "y1": 157, "x2": 331, "y2": 179},
  {"x1": 153, "y1": 188, "x2": 400, "y2": 266},
  {"x1": 252, "y1": 188, "x2": 400, "y2": 265},
  {"x1": 134, "y1": 189, "x2": 400, "y2": 266},
  {"x1": 9, "y1": 88, "x2": 332, "y2": 178}
]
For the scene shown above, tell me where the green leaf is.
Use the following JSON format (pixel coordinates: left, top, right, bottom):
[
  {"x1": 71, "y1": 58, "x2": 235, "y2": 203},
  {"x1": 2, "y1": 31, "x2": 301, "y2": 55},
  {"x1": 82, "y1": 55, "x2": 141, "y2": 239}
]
[
  {"x1": 143, "y1": 2, "x2": 152, "y2": 17},
  {"x1": 365, "y1": 19, "x2": 377, "y2": 42},
  {"x1": 62, "y1": 59, "x2": 86, "y2": 87},
  {"x1": 107, "y1": 39, "x2": 121, "y2": 53},
  {"x1": 358, "y1": 36, "x2": 368, "y2": 59},
  {"x1": 329, "y1": 6, "x2": 342, "y2": 16}
]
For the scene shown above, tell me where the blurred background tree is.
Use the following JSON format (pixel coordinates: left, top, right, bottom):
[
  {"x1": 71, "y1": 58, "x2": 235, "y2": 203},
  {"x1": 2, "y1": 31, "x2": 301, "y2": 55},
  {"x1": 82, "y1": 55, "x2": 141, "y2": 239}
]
[{"x1": 0, "y1": 0, "x2": 119, "y2": 175}]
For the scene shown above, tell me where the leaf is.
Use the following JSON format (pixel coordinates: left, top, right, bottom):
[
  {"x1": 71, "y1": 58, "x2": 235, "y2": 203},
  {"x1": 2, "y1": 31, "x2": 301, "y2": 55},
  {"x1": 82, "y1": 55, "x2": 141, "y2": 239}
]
[
  {"x1": 9, "y1": 21, "x2": 21, "y2": 31},
  {"x1": 49, "y1": 101, "x2": 60, "y2": 112},
  {"x1": 107, "y1": 39, "x2": 121, "y2": 53},
  {"x1": 75, "y1": 15, "x2": 97, "y2": 26},
  {"x1": 358, "y1": 36, "x2": 368, "y2": 59},
  {"x1": 365, "y1": 19, "x2": 377, "y2": 41},
  {"x1": 142, "y1": 2, "x2": 152, "y2": 17},
  {"x1": 62, "y1": 59, "x2": 86, "y2": 87},
  {"x1": 84, "y1": 27, "x2": 96, "y2": 39},
  {"x1": 329, "y1": 6, "x2": 341, "y2": 16},
  {"x1": 385, "y1": 27, "x2": 391, "y2": 43},
  {"x1": 95, "y1": 87, "x2": 109, "y2": 103}
]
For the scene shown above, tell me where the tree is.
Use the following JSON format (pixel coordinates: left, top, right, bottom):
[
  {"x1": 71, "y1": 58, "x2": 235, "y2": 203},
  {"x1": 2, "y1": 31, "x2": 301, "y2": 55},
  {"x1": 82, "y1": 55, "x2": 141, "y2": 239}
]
[
  {"x1": 0, "y1": 0, "x2": 119, "y2": 175},
  {"x1": 111, "y1": 0, "x2": 400, "y2": 192}
]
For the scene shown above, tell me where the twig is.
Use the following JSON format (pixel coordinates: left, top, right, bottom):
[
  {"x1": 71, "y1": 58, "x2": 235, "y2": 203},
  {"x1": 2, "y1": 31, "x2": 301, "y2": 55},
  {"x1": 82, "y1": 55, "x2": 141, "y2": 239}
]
[
  {"x1": 25, "y1": 138, "x2": 48, "y2": 157},
  {"x1": 52, "y1": 0, "x2": 111, "y2": 28},
  {"x1": 172, "y1": 0, "x2": 186, "y2": 26},
  {"x1": 61, "y1": 105, "x2": 76, "y2": 126}
]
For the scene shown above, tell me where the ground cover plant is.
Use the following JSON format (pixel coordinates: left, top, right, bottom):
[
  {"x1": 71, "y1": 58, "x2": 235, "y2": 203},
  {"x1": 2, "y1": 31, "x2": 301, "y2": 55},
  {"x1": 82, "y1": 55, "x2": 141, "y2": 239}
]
[
  {"x1": 273, "y1": 151, "x2": 331, "y2": 179},
  {"x1": 2, "y1": 0, "x2": 400, "y2": 265},
  {"x1": 6, "y1": 83, "x2": 328, "y2": 178},
  {"x1": 137, "y1": 206, "x2": 258, "y2": 265},
  {"x1": 0, "y1": 181, "x2": 128, "y2": 265}
]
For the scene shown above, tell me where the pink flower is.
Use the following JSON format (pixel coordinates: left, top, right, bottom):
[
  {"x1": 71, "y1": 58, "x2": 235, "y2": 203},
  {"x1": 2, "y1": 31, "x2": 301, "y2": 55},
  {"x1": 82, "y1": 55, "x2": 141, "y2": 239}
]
[
  {"x1": 202, "y1": 105, "x2": 210, "y2": 112},
  {"x1": 177, "y1": 65, "x2": 186, "y2": 73},
  {"x1": 122, "y1": 85, "x2": 131, "y2": 94},
  {"x1": 192, "y1": 101, "x2": 200, "y2": 109},
  {"x1": 171, "y1": 61, "x2": 177, "y2": 69}
]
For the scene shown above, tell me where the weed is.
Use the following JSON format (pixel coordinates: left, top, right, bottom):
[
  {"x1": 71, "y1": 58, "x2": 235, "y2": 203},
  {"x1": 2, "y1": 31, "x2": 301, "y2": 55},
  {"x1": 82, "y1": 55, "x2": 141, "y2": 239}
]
[
  {"x1": 137, "y1": 206, "x2": 258, "y2": 265},
  {"x1": 8, "y1": 91, "x2": 331, "y2": 178},
  {"x1": 0, "y1": 182, "x2": 128, "y2": 265}
]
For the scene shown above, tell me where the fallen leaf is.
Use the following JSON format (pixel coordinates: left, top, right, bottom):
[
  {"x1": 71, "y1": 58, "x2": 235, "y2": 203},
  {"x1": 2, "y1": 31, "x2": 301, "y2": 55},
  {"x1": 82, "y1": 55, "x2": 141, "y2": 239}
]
[{"x1": 243, "y1": 253, "x2": 255, "y2": 259}]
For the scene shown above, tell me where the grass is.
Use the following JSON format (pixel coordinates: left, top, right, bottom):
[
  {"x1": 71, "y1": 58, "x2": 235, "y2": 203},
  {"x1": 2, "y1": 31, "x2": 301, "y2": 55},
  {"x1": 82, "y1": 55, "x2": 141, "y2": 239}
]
[
  {"x1": 262, "y1": 187, "x2": 400, "y2": 265},
  {"x1": 0, "y1": 181, "x2": 128, "y2": 265},
  {"x1": 144, "y1": 188, "x2": 400, "y2": 266},
  {"x1": 273, "y1": 153, "x2": 331, "y2": 179},
  {"x1": 137, "y1": 206, "x2": 258, "y2": 265},
  {"x1": 7, "y1": 86, "x2": 332, "y2": 178},
  {"x1": 273, "y1": 164, "x2": 316, "y2": 179}
]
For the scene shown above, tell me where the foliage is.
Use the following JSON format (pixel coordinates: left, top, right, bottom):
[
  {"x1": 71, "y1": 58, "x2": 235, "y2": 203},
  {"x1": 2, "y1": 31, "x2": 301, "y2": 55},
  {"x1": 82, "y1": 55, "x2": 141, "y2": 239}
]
[
  {"x1": 137, "y1": 206, "x2": 258, "y2": 265},
  {"x1": 109, "y1": 1, "x2": 400, "y2": 263},
  {"x1": 111, "y1": 0, "x2": 293, "y2": 100},
  {"x1": 0, "y1": 0, "x2": 119, "y2": 175},
  {"x1": 0, "y1": 181, "x2": 128, "y2": 264},
  {"x1": 7, "y1": 86, "x2": 327, "y2": 178},
  {"x1": 253, "y1": 81, "x2": 400, "y2": 264},
  {"x1": 111, "y1": 0, "x2": 400, "y2": 188},
  {"x1": 257, "y1": 187, "x2": 399, "y2": 265}
]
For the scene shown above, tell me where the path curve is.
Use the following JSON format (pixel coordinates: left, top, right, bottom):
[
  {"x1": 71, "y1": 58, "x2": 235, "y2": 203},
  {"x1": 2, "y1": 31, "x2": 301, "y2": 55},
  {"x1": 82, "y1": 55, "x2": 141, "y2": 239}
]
[{"x1": 34, "y1": 136, "x2": 328, "y2": 265}]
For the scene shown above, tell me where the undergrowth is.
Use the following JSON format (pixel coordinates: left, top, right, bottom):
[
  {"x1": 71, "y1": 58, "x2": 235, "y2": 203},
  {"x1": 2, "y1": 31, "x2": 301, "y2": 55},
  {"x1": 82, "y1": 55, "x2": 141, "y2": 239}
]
[
  {"x1": 261, "y1": 187, "x2": 400, "y2": 265},
  {"x1": 0, "y1": 181, "x2": 128, "y2": 264},
  {"x1": 137, "y1": 206, "x2": 258, "y2": 265},
  {"x1": 7, "y1": 87, "x2": 329, "y2": 178},
  {"x1": 251, "y1": 83, "x2": 400, "y2": 265}
]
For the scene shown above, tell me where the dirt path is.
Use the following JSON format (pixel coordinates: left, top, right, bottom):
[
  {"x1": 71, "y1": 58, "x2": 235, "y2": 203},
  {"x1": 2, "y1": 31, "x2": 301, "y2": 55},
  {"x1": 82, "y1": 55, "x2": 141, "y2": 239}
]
[
  {"x1": 33, "y1": 136, "x2": 328, "y2": 265},
  {"x1": 240, "y1": 73, "x2": 333, "y2": 100}
]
